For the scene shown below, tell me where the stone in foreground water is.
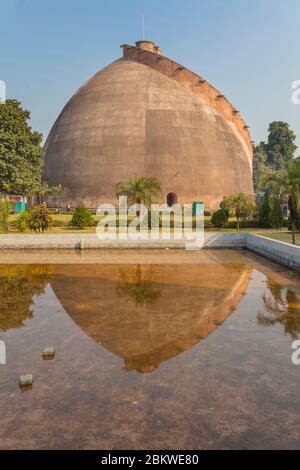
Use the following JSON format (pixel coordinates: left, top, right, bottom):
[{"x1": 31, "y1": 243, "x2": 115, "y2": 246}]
[
  {"x1": 19, "y1": 374, "x2": 33, "y2": 388},
  {"x1": 42, "y1": 347, "x2": 55, "y2": 359}
]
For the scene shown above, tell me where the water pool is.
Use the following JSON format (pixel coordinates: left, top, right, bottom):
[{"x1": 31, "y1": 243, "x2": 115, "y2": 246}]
[{"x1": 0, "y1": 249, "x2": 300, "y2": 450}]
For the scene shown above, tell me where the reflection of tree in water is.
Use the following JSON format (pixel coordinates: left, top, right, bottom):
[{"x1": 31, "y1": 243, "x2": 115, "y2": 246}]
[
  {"x1": 0, "y1": 265, "x2": 52, "y2": 331},
  {"x1": 117, "y1": 265, "x2": 161, "y2": 306},
  {"x1": 257, "y1": 284, "x2": 300, "y2": 340}
]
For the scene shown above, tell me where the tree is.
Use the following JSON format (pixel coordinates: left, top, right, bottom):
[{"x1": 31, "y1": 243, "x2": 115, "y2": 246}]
[
  {"x1": 253, "y1": 143, "x2": 268, "y2": 192},
  {"x1": 252, "y1": 122, "x2": 298, "y2": 191},
  {"x1": 0, "y1": 200, "x2": 14, "y2": 233},
  {"x1": 0, "y1": 99, "x2": 60, "y2": 196},
  {"x1": 117, "y1": 176, "x2": 162, "y2": 207},
  {"x1": 35, "y1": 182, "x2": 61, "y2": 198},
  {"x1": 258, "y1": 194, "x2": 272, "y2": 228},
  {"x1": 26, "y1": 203, "x2": 52, "y2": 234},
  {"x1": 287, "y1": 211, "x2": 300, "y2": 233},
  {"x1": 71, "y1": 207, "x2": 95, "y2": 229},
  {"x1": 211, "y1": 209, "x2": 229, "y2": 230},
  {"x1": 263, "y1": 161, "x2": 300, "y2": 244},
  {"x1": 266, "y1": 121, "x2": 297, "y2": 172},
  {"x1": 259, "y1": 193, "x2": 284, "y2": 230},
  {"x1": 270, "y1": 197, "x2": 283, "y2": 230},
  {"x1": 222, "y1": 193, "x2": 255, "y2": 232}
]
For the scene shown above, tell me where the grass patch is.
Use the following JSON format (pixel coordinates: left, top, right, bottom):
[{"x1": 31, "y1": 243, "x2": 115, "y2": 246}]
[{"x1": 259, "y1": 231, "x2": 300, "y2": 246}]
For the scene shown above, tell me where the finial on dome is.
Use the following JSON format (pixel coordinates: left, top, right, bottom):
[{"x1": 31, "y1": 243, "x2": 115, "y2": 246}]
[{"x1": 135, "y1": 40, "x2": 163, "y2": 56}]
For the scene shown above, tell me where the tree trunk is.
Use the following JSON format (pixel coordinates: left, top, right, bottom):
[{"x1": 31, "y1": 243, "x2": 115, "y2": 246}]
[
  {"x1": 289, "y1": 195, "x2": 298, "y2": 245},
  {"x1": 292, "y1": 230, "x2": 296, "y2": 245},
  {"x1": 292, "y1": 221, "x2": 296, "y2": 245},
  {"x1": 237, "y1": 217, "x2": 240, "y2": 232}
]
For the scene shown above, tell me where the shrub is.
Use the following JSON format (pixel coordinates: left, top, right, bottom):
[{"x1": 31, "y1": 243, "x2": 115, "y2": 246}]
[
  {"x1": 211, "y1": 210, "x2": 229, "y2": 230},
  {"x1": 270, "y1": 198, "x2": 284, "y2": 230},
  {"x1": 225, "y1": 219, "x2": 259, "y2": 229},
  {"x1": 287, "y1": 218, "x2": 293, "y2": 231},
  {"x1": 258, "y1": 194, "x2": 284, "y2": 230},
  {"x1": 281, "y1": 218, "x2": 289, "y2": 228},
  {"x1": 15, "y1": 210, "x2": 31, "y2": 233},
  {"x1": 70, "y1": 207, "x2": 95, "y2": 229},
  {"x1": 204, "y1": 210, "x2": 212, "y2": 217},
  {"x1": 0, "y1": 200, "x2": 14, "y2": 233},
  {"x1": 26, "y1": 203, "x2": 53, "y2": 234},
  {"x1": 287, "y1": 210, "x2": 300, "y2": 232},
  {"x1": 259, "y1": 195, "x2": 272, "y2": 228},
  {"x1": 204, "y1": 220, "x2": 213, "y2": 229}
]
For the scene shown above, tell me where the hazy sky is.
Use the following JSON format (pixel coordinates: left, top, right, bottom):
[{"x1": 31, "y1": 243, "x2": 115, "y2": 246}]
[{"x1": 1, "y1": 0, "x2": 300, "y2": 149}]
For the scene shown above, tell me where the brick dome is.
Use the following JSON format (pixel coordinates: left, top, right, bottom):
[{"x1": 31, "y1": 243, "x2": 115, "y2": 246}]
[{"x1": 43, "y1": 41, "x2": 253, "y2": 209}]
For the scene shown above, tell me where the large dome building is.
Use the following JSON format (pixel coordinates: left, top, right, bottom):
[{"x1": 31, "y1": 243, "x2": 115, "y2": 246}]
[{"x1": 43, "y1": 40, "x2": 253, "y2": 210}]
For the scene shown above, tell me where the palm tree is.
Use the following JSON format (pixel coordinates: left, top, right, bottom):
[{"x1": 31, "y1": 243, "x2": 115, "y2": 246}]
[
  {"x1": 116, "y1": 176, "x2": 162, "y2": 207},
  {"x1": 263, "y1": 161, "x2": 300, "y2": 244},
  {"x1": 221, "y1": 193, "x2": 255, "y2": 232}
]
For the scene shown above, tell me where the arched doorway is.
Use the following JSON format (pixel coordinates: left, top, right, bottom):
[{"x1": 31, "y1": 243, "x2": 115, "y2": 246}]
[{"x1": 167, "y1": 193, "x2": 178, "y2": 207}]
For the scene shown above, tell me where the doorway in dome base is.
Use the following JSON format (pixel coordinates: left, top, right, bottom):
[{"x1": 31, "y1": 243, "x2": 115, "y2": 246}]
[{"x1": 167, "y1": 193, "x2": 178, "y2": 207}]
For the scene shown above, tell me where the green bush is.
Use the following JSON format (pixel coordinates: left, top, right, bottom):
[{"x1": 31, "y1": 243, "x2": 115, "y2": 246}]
[
  {"x1": 92, "y1": 217, "x2": 101, "y2": 227},
  {"x1": 259, "y1": 195, "x2": 272, "y2": 228},
  {"x1": 281, "y1": 218, "x2": 289, "y2": 228},
  {"x1": 70, "y1": 207, "x2": 95, "y2": 229},
  {"x1": 204, "y1": 220, "x2": 213, "y2": 229},
  {"x1": 270, "y1": 198, "x2": 284, "y2": 230},
  {"x1": 15, "y1": 210, "x2": 31, "y2": 232},
  {"x1": 204, "y1": 210, "x2": 212, "y2": 217},
  {"x1": 0, "y1": 201, "x2": 14, "y2": 233},
  {"x1": 26, "y1": 203, "x2": 53, "y2": 234},
  {"x1": 211, "y1": 210, "x2": 229, "y2": 230},
  {"x1": 225, "y1": 220, "x2": 259, "y2": 229},
  {"x1": 287, "y1": 210, "x2": 300, "y2": 232},
  {"x1": 258, "y1": 195, "x2": 284, "y2": 229}
]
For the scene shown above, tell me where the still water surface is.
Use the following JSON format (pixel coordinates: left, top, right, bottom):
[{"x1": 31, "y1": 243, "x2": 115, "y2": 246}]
[{"x1": 0, "y1": 249, "x2": 300, "y2": 449}]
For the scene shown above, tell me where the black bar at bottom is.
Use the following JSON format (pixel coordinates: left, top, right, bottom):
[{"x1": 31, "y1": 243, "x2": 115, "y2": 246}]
[{"x1": 0, "y1": 450, "x2": 298, "y2": 466}]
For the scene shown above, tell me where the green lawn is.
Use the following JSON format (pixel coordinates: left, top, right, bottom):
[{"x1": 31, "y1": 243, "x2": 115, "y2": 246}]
[
  {"x1": 5, "y1": 213, "x2": 96, "y2": 234},
  {"x1": 258, "y1": 231, "x2": 299, "y2": 245}
]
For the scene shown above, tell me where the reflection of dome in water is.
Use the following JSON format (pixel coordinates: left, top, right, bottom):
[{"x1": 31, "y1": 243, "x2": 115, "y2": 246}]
[
  {"x1": 51, "y1": 264, "x2": 251, "y2": 373},
  {"x1": 43, "y1": 40, "x2": 253, "y2": 210}
]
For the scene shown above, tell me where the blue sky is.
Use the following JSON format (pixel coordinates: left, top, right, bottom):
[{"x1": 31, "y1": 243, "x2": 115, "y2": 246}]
[{"x1": 1, "y1": 0, "x2": 300, "y2": 149}]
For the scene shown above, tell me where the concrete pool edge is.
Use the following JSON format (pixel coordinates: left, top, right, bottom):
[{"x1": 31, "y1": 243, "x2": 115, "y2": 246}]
[
  {"x1": 0, "y1": 232, "x2": 245, "y2": 250},
  {"x1": 0, "y1": 232, "x2": 299, "y2": 271},
  {"x1": 245, "y1": 233, "x2": 300, "y2": 271}
]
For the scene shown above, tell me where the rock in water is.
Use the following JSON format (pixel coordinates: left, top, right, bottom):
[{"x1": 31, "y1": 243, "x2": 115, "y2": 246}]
[
  {"x1": 42, "y1": 347, "x2": 55, "y2": 359},
  {"x1": 19, "y1": 374, "x2": 33, "y2": 388}
]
